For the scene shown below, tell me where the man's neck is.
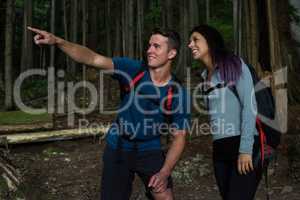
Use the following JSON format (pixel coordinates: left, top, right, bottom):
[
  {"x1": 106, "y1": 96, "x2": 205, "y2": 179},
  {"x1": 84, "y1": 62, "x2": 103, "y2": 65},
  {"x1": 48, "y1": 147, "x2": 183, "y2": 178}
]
[{"x1": 149, "y1": 64, "x2": 172, "y2": 87}]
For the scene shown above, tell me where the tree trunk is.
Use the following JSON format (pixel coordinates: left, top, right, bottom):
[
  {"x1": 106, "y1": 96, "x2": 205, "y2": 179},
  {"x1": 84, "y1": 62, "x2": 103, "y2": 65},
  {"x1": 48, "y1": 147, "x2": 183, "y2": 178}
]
[
  {"x1": 121, "y1": 0, "x2": 126, "y2": 55},
  {"x1": 86, "y1": 0, "x2": 99, "y2": 80},
  {"x1": 69, "y1": 0, "x2": 78, "y2": 74},
  {"x1": 189, "y1": 0, "x2": 199, "y2": 29},
  {"x1": 2, "y1": 1, "x2": 23, "y2": 195},
  {"x1": 242, "y1": 0, "x2": 260, "y2": 72},
  {"x1": 289, "y1": 0, "x2": 300, "y2": 57},
  {"x1": 166, "y1": 0, "x2": 173, "y2": 28},
  {"x1": 127, "y1": 0, "x2": 134, "y2": 57},
  {"x1": 233, "y1": 0, "x2": 242, "y2": 55},
  {"x1": 175, "y1": 0, "x2": 189, "y2": 79},
  {"x1": 0, "y1": 0, "x2": 5, "y2": 91},
  {"x1": 0, "y1": 72, "x2": 3, "y2": 93},
  {"x1": 265, "y1": 0, "x2": 288, "y2": 133},
  {"x1": 82, "y1": 0, "x2": 87, "y2": 116},
  {"x1": 249, "y1": 0, "x2": 259, "y2": 69},
  {"x1": 242, "y1": 0, "x2": 288, "y2": 133},
  {"x1": 282, "y1": 0, "x2": 300, "y2": 104},
  {"x1": 20, "y1": 0, "x2": 33, "y2": 72},
  {"x1": 206, "y1": 0, "x2": 210, "y2": 24},
  {"x1": 136, "y1": 0, "x2": 143, "y2": 59},
  {"x1": 63, "y1": 0, "x2": 70, "y2": 71},
  {"x1": 88, "y1": 0, "x2": 99, "y2": 51},
  {"x1": 4, "y1": 0, "x2": 15, "y2": 110},
  {"x1": 114, "y1": 4, "x2": 122, "y2": 56},
  {"x1": 105, "y1": 0, "x2": 112, "y2": 56},
  {"x1": 50, "y1": 0, "x2": 56, "y2": 68}
]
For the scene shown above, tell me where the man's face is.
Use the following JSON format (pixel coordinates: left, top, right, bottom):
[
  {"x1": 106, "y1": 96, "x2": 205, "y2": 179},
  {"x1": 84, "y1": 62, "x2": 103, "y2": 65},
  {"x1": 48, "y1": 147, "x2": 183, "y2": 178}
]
[{"x1": 146, "y1": 34, "x2": 176, "y2": 68}]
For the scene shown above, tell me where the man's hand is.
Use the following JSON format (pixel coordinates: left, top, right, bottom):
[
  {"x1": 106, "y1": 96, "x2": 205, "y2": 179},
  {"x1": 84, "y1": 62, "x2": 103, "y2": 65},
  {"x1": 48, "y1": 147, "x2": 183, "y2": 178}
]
[
  {"x1": 148, "y1": 170, "x2": 170, "y2": 193},
  {"x1": 237, "y1": 153, "x2": 254, "y2": 175},
  {"x1": 27, "y1": 26, "x2": 58, "y2": 45}
]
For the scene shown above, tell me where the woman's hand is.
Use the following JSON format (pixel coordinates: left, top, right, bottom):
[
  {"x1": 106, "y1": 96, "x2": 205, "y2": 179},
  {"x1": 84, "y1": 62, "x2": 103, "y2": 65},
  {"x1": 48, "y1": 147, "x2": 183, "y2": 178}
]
[{"x1": 237, "y1": 153, "x2": 254, "y2": 175}]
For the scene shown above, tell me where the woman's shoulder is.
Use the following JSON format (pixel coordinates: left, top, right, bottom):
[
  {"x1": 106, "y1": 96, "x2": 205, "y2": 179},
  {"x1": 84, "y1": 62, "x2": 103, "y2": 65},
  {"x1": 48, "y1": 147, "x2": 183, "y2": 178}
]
[{"x1": 236, "y1": 57, "x2": 251, "y2": 77}]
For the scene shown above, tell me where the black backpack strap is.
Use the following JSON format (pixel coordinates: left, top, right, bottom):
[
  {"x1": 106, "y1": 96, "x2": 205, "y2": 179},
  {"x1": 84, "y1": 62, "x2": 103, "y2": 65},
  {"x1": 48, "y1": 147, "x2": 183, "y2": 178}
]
[
  {"x1": 228, "y1": 85, "x2": 241, "y2": 105},
  {"x1": 202, "y1": 83, "x2": 223, "y2": 95}
]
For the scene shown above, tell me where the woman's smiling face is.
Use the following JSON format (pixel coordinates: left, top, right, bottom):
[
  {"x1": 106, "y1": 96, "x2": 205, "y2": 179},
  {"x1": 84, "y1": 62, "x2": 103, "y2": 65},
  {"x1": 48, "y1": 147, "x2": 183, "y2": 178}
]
[{"x1": 188, "y1": 32, "x2": 210, "y2": 61}]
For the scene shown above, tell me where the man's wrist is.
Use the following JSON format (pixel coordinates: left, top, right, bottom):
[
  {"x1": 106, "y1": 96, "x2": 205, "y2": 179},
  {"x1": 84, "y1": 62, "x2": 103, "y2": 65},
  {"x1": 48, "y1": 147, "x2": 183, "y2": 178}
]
[
  {"x1": 55, "y1": 36, "x2": 63, "y2": 46},
  {"x1": 160, "y1": 167, "x2": 172, "y2": 177}
]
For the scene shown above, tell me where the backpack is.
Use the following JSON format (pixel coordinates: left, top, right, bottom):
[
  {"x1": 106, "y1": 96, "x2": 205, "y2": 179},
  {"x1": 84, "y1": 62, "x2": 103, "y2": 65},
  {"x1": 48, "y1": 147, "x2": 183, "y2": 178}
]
[
  {"x1": 229, "y1": 64, "x2": 281, "y2": 166},
  {"x1": 230, "y1": 64, "x2": 281, "y2": 200}
]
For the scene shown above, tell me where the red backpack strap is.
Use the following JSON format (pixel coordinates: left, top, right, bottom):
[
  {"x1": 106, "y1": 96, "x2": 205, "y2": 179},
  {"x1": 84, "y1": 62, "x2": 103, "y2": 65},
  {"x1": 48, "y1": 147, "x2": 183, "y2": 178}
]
[
  {"x1": 166, "y1": 86, "x2": 173, "y2": 112},
  {"x1": 163, "y1": 85, "x2": 174, "y2": 144},
  {"x1": 120, "y1": 68, "x2": 146, "y2": 100},
  {"x1": 123, "y1": 71, "x2": 145, "y2": 92},
  {"x1": 256, "y1": 117, "x2": 266, "y2": 168}
]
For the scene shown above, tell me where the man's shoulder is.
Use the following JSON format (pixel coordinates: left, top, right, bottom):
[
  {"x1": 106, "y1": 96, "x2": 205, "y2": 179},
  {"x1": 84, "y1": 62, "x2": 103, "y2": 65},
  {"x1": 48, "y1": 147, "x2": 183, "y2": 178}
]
[
  {"x1": 111, "y1": 57, "x2": 145, "y2": 80},
  {"x1": 112, "y1": 57, "x2": 143, "y2": 67}
]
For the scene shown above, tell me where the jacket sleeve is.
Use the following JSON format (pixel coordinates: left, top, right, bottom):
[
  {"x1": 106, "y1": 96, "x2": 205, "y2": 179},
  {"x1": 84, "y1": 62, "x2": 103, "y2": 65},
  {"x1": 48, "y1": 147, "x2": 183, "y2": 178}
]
[{"x1": 235, "y1": 60, "x2": 257, "y2": 155}]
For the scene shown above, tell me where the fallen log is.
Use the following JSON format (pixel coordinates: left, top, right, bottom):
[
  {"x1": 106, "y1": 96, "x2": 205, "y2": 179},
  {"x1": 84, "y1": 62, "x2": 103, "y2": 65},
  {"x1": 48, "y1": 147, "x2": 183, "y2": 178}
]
[
  {"x1": 0, "y1": 123, "x2": 53, "y2": 135},
  {"x1": 0, "y1": 126, "x2": 109, "y2": 146}
]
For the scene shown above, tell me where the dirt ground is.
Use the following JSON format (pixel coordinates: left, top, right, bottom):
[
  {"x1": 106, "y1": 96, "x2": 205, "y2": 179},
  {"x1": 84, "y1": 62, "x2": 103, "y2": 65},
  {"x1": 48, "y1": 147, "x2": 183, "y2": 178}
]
[
  {"x1": 4, "y1": 103, "x2": 300, "y2": 200},
  {"x1": 6, "y1": 133, "x2": 300, "y2": 200}
]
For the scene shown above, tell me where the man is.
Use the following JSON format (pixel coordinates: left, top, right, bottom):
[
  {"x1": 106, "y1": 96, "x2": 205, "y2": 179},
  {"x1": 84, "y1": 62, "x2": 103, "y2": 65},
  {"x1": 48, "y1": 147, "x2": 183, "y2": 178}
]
[{"x1": 28, "y1": 26, "x2": 190, "y2": 200}]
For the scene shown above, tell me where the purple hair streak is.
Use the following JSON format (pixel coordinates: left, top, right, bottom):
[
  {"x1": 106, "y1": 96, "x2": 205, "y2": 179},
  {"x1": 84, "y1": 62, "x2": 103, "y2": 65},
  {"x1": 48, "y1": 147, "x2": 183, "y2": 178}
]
[{"x1": 191, "y1": 25, "x2": 242, "y2": 84}]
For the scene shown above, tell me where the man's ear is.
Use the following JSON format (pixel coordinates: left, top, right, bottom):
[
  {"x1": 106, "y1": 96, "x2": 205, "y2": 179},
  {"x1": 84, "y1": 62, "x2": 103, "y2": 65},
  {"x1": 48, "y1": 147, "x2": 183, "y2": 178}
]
[{"x1": 168, "y1": 49, "x2": 177, "y2": 60}]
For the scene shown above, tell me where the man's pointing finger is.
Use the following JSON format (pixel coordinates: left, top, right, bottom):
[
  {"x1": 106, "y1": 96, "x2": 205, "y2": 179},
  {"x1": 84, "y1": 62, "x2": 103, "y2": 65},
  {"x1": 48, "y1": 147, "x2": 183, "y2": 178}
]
[{"x1": 27, "y1": 26, "x2": 44, "y2": 35}]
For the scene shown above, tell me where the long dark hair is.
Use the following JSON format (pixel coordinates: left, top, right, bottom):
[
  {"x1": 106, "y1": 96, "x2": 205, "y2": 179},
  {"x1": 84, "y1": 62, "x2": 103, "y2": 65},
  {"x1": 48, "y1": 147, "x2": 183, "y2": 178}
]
[{"x1": 190, "y1": 25, "x2": 242, "y2": 84}]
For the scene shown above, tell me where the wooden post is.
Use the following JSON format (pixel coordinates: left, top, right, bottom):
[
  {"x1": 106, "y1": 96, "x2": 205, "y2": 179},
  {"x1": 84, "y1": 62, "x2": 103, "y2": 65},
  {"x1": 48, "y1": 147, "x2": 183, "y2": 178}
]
[{"x1": 266, "y1": 0, "x2": 288, "y2": 133}]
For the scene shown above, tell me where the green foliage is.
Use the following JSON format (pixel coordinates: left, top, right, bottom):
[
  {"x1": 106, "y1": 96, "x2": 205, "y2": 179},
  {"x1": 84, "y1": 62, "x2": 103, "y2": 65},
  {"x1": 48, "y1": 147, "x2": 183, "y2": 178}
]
[
  {"x1": 0, "y1": 176, "x2": 27, "y2": 200},
  {"x1": 15, "y1": 0, "x2": 24, "y2": 8},
  {"x1": 20, "y1": 78, "x2": 48, "y2": 102},
  {"x1": 289, "y1": 4, "x2": 300, "y2": 25},
  {"x1": 0, "y1": 88, "x2": 4, "y2": 109},
  {"x1": 191, "y1": 60, "x2": 201, "y2": 69},
  {"x1": 0, "y1": 111, "x2": 51, "y2": 125},
  {"x1": 42, "y1": 147, "x2": 66, "y2": 157},
  {"x1": 208, "y1": 19, "x2": 234, "y2": 48},
  {"x1": 0, "y1": 177, "x2": 9, "y2": 198},
  {"x1": 34, "y1": 0, "x2": 51, "y2": 29},
  {"x1": 145, "y1": 1, "x2": 162, "y2": 27},
  {"x1": 209, "y1": 0, "x2": 234, "y2": 47}
]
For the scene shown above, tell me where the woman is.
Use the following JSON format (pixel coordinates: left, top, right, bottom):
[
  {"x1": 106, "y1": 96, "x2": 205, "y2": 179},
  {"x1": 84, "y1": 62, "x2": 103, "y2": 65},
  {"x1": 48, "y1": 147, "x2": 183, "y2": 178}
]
[{"x1": 188, "y1": 24, "x2": 262, "y2": 200}]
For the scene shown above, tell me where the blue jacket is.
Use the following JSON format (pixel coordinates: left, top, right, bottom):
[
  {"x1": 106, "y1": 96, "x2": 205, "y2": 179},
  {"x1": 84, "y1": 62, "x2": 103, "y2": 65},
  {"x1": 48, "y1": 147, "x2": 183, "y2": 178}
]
[{"x1": 201, "y1": 59, "x2": 258, "y2": 155}]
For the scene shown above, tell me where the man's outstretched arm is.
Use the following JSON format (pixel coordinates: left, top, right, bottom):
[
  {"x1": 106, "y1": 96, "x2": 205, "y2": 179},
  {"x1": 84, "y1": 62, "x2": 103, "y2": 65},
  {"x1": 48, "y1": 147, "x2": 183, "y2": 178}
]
[{"x1": 27, "y1": 26, "x2": 113, "y2": 70}]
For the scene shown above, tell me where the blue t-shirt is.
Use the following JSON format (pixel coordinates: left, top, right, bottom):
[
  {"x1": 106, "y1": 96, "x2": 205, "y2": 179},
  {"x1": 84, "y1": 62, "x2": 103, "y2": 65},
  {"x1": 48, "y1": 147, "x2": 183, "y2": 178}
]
[{"x1": 105, "y1": 57, "x2": 191, "y2": 151}]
